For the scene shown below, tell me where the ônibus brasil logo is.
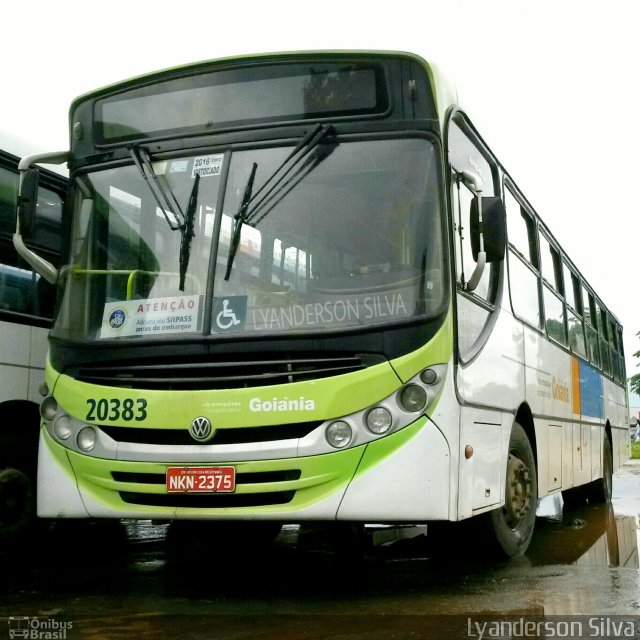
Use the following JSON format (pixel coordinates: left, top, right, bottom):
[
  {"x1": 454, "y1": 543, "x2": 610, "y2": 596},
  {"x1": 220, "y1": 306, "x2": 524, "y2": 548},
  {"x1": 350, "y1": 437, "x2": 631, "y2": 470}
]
[{"x1": 8, "y1": 616, "x2": 73, "y2": 639}]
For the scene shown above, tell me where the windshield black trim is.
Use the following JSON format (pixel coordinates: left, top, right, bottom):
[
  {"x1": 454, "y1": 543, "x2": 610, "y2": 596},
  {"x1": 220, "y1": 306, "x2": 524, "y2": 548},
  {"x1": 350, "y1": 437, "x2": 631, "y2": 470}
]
[
  {"x1": 68, "y1": 120, "x2": 441, "y2": 174},
  {"x1": 49, "y1": 309, "x2": 448, "y2": 378}
]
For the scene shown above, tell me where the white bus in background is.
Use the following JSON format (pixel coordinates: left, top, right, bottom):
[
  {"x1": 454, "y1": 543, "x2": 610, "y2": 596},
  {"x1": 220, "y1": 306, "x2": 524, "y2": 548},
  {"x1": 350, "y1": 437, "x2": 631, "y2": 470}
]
[{"x1": 0, "y1": 133, "x2": 66, "y2": 544}]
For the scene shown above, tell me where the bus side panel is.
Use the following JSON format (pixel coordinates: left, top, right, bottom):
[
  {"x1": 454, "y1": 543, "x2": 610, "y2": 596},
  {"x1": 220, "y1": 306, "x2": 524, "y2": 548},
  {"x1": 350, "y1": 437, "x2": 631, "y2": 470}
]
[
  {"x1": 522, "y1": 324, "x2": 573, "y2": 498},
  {"x1": 455, "y1": 307, "x2": 525, "y2": 519},
  {"x1": 337, "y1": 417, "x2": 450, "y2": 521},
  {"x1": 28, "y1": 326, "x2": 48, "y2": 403},
  {"x1": 37, "y1": 429, "x2": 90, "y2": 518},
  {"x1": 0, "y1": 320, "x2": 31, "y2": 404}
]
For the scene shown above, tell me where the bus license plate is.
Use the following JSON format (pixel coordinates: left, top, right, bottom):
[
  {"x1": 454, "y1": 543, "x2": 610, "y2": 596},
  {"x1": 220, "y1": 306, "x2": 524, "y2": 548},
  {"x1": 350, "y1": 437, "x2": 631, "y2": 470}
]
[{"x1": 166, "y1": 466, "x2": 235, "y2": 493}]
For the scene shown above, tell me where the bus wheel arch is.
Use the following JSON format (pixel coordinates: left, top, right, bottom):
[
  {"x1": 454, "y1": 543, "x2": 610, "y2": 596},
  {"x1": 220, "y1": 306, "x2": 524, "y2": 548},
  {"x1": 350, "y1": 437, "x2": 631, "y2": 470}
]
[
  {"x1": 473, "y1": 417, "x2": 537, "y2": 558},
  {"x1": 584, "y1": 422, "x2": 613, "y2": 504},
  {"x1": 514, "y1": 403, "x2": 537, "y2": 474}
]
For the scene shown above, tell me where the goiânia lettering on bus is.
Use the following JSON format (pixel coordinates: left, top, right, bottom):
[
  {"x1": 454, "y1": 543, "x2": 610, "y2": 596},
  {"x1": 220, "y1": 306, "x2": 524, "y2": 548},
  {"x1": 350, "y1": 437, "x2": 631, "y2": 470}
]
[{"x1": 249, "y1": 397, "x2": 315, "y2": 412}]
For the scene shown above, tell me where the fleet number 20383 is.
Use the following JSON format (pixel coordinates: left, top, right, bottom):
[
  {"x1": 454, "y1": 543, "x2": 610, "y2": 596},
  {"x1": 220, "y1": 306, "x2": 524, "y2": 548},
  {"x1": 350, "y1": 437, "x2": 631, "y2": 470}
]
[{"x1": 86, "y1": 398, "x2": 148, "y2": 422}]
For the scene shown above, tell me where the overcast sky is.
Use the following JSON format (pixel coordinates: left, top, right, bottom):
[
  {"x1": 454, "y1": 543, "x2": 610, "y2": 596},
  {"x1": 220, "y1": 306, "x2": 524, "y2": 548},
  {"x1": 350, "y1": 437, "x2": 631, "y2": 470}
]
[{"x1": 2, "y1": 0, "x2": 639, "y2": 399}]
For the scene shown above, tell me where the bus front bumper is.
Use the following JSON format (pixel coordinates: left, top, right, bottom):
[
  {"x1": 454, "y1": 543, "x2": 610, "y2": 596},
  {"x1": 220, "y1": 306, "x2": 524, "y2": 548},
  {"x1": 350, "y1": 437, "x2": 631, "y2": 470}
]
[{"x1": 37, "y1": 417, "x2": 450, "y2": 522}]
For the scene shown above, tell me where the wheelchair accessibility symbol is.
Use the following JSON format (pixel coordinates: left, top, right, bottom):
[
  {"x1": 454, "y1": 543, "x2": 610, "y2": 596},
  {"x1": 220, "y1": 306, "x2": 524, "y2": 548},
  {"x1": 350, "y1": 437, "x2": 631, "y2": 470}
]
[{"x1": 213, "y1": 296, "x2": 247, "y2": 332}]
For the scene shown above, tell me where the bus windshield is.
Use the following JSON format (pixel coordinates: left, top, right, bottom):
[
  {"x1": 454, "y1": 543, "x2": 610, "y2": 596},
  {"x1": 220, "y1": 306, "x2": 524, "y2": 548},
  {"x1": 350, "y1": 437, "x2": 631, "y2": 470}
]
[{"x1": 53, "y1": 137, "x2": 446, "y2": 341}]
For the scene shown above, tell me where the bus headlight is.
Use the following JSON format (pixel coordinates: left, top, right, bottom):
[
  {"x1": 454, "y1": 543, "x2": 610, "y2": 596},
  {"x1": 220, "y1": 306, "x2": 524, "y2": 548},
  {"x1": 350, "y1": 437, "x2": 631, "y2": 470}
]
[
  {"x1": 40, "y1": 396, "x2": 58, "y2": 421},
  {"x1": 326, "y1": 421, "x2": 352, "y2": 449},
  {"x1": 365, "y1": 407, "x2": 393, "y2": 435},
  {"x1": 77, "y1": 427, "x2": 97, "y2": 452},
  {"x1": 53, "y1": 415, "x2": 73, "y2": 441},
  {"x1": 304, "y1": 363, "x2": 447, "y2": 454},
  {"x1": 399, "y1": 384, "x2": 427, "y2": 413}
]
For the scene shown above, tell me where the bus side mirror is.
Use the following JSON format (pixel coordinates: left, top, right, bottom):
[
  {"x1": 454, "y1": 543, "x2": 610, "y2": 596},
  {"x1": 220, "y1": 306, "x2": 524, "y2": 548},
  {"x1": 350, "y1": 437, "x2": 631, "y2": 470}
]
[
  {"x1": 470, "y1": 196, "x2": 506, "y2": 263},
  {"x1": 18, "y1": 167, "x2": 40, "y2": 238},
  {"x1": 13, "y1": 150, "x2": 68, "y2": 286}
]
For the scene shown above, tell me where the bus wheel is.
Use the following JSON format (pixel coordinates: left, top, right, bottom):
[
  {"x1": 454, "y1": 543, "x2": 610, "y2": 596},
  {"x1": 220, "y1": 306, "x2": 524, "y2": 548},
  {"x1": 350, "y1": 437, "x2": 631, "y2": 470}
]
[
  {"x1": 584, "y1": 434, "x2": 613, "y2": 504},
  {"x1": 0, "y1": 467, "x2": 35, "y2": 544},
  {"x1": 485, "y1": 424, "x2": 537, "y2": 558}
]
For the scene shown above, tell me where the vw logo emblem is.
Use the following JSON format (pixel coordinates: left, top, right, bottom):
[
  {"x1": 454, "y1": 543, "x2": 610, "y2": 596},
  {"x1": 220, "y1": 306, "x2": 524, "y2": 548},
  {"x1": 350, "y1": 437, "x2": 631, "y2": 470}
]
[{"x1": 189, "y1": 416, "x2": 214, "y2": 442}]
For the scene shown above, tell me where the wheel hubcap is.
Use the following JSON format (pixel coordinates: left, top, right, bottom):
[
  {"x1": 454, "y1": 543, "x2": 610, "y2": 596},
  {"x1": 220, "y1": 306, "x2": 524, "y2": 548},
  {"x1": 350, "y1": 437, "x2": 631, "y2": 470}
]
[{"x1": 503, "y1": 453, "x2": 532, "y2": 529}]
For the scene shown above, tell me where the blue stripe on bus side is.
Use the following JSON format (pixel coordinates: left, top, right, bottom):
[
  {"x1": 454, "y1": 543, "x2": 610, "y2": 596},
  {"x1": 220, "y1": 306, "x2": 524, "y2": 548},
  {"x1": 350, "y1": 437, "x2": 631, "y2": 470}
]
[{"x1": 578, "y1": 359, "x2": 604, "y2": 419}]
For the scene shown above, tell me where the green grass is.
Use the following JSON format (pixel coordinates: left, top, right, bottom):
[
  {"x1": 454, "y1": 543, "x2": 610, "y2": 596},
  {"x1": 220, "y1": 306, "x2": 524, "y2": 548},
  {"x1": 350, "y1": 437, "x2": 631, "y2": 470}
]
[{"x1": 632, "y1": 441, "x2": 640, "y2": 459}]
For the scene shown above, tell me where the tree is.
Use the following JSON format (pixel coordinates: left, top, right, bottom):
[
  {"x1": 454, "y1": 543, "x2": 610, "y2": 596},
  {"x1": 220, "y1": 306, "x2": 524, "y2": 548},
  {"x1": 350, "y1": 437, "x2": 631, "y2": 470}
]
[{"x1": 630, "y1": 331, "x2": 640, "y2": 395}]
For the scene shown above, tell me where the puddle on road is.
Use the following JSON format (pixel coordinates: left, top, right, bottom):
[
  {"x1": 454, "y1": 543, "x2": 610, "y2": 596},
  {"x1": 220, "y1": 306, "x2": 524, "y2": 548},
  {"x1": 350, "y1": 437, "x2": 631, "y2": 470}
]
[{"x1": 532, "y1": 496, "x2": 638, "y2": 569}]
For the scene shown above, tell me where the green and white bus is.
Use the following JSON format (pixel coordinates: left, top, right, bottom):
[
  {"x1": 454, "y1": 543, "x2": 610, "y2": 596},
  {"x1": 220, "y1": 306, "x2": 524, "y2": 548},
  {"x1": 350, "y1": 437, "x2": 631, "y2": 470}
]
[
  {"x1": 0, "y1": 134, "x2": 65, "y2": 542},
  {"x1": 14, "y1": 52, "x2": 628, "y2": 557}
]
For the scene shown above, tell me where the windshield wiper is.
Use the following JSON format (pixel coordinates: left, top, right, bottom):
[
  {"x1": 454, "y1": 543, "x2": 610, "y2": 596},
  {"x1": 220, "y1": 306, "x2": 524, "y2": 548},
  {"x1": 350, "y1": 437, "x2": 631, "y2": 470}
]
[
  {"x1": 248, "y1": 134, "x2": 337, "y2": 227},
  {"x1": 224, "y1": 162, "x2": 257, "y2": 281},
  {"x1": 130, "y1": 146, "x2": 185, "y2": 230},
  {"x1": 179, "y1": 173, "x2": 200, "y2": 291},
  {"x1": 223, "y1": 124, "x2": 335, "y2": 280},
  {"x1": 131, "y1": 146, "x2": 202, "y2": 292}
]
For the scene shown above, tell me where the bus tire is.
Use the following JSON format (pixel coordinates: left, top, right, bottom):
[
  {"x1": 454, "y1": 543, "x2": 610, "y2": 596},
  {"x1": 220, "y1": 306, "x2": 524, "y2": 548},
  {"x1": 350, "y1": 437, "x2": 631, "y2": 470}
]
[
  {"x1": 0, "y1": 467, "x2": 35, "y2": 544},
  {"x1": 584, "y1": 434, "x2": 613, "y2": 504},
  {"x1": 483, "y1": 423, "x2": 537, "y2": 558}
]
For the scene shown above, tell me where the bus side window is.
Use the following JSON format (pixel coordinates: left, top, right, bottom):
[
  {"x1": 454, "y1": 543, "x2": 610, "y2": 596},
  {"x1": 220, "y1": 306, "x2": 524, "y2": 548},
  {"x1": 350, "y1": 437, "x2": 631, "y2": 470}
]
[
  {"x1": 617, "y1": 325, "x2": 626, "y2": 380},
  {"x1": 452, "y1": 174, "x2": 491, "y2": 298},
  {"x1": 583, "y1": 288, "x2": 600, "y2": 368},
  {"x1": 0, "y1": 165, "x2": 18, "y2": 235},
  {"x1": 447, "y1": 115, "x2": 500, "y2": 361},
  {"x1": 448, "y1": 118, "x2": 496, "y2": 303},
  {"x1": 539, "y1": 232, "x2": 567, "y2": 346},
  {"x1": 609, "y1": 317, "x2": 622, "y2": 382},
  {"x1": 597, "y1": 303, "x2": 611, "y2": 376},
  {"x1": 563, "y1": 262, "x2": 586, "y2": 359},
  {"x1": 504, "y1": 184, "x2": 540, "y2": 328},
  {"x1": 0, "y1": 166, "x2": 38, "y2": 317}
]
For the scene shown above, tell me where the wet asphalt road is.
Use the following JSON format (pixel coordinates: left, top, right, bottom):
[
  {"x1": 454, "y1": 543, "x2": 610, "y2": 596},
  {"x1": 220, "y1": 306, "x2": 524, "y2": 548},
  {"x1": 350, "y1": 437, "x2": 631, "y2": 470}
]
[{"x1": 1, "y1": 462, "x2": 639, "y2": 639}]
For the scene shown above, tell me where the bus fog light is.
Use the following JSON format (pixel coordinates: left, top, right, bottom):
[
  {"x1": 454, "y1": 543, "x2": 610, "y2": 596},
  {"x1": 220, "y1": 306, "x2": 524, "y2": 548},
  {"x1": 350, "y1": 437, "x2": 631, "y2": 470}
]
[
  {"x1": 53, "y1": 415, "x2": 73, "y2": 441},
  {"x1": 366, "y1": 407, "x2": 393, "y2": 435},
  {"x1": 399, "y1": 384, "x2": 427, "y2": 412},
  {"x1": 40, "y1": 397, "x2": 58, "y2": 421},
  {"x1": 326, "y1": 421, "x2": 352, "y2": 449},
  {"x1": 77, "y1": 427, "x2": 97, "y2": 452}
]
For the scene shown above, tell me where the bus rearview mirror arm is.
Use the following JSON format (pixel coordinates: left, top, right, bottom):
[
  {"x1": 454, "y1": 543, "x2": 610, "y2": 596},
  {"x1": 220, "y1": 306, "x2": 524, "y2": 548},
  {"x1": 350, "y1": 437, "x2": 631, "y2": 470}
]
[
  {"x1": 460, "y1": 170, "x2": 486, "y2": 292},
  {"x1": 13, "y1": 150, "x2": 69, "y2": 285}
]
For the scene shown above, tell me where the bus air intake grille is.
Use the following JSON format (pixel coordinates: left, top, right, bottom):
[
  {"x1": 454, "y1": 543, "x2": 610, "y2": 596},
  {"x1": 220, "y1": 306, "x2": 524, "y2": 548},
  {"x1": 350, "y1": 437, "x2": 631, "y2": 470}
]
[
  {"x1": 118, "y1": 491, "x2": 296, "y2": 508},
  {"x1": 72, "y1": 353, "x2": 382, "y2": 390},
  {"x1": 99, "y1": 422, "x2": 321, "y2": 445}
]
